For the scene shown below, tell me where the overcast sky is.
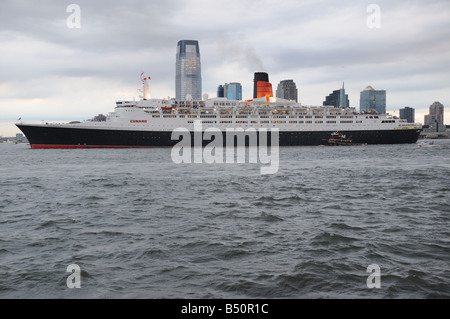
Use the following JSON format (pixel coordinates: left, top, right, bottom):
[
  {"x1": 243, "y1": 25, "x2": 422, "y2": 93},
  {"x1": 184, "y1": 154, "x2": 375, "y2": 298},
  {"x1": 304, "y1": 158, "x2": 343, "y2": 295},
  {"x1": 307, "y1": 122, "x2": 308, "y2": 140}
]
[{"x1": 1, "y1": 0, "x2": 449, "y2": 136}]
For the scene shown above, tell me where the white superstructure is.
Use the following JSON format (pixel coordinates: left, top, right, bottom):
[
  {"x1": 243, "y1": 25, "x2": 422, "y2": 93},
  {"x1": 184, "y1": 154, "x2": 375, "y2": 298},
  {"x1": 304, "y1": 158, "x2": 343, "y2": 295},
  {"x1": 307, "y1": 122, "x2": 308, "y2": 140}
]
[{"x1": 57, "y1": 95, "x2": 420, "y2": 133}]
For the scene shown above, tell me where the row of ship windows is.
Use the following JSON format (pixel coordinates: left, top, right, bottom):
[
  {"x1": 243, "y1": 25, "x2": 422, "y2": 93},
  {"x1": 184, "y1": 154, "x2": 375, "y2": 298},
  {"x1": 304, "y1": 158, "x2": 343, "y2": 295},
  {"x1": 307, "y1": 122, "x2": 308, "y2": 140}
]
[
  {"x1": 183, "y1": 120, "x2": 367, "y2": 124},
  {"x1": 130, "y1": 109, "x2": 380, "y2": 120},
  {"x1": 152, "y1": 115, "x2": 363, "y2": 119}
]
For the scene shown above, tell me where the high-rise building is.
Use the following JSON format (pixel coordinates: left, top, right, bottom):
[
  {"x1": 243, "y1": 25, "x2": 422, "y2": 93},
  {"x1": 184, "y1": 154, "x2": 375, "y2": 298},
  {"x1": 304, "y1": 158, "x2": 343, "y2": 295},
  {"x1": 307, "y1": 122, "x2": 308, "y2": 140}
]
[
  {"x1": 224, "y1": 82, "x2": 242, "y2": 100},
  {"x1": 276, "y1": 80, "x2": 298, "y2": 102},
  {"x1": 323, "y1": 83, "x2": 349, "y2": 108},
  {"x1": 360, "y1": 86, "x2": 386, "y2": 113},
  {"x1": 175, "y1": 40, "x2": 202, "y2": 100},
  {"x1": 424, "y1": 101, "x2": 444, "y2": 125},
  {"x1": 424, "y1": 101, "x2": 445, "y2": 132},
  {"x1": 400, "y1": 107, "x2": 415, "y2": 123},
  {"x1": 217, "y1": 85, "x2": 224, "y2": 98}
]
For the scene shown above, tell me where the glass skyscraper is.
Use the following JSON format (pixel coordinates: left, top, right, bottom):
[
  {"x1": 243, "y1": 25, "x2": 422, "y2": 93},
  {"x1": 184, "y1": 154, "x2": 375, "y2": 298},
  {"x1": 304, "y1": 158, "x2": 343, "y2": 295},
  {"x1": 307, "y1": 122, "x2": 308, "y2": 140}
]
[
  {"x1": 360, "y1": 86, "x2": 386, "y2": 114},
  {"x1": 217, "y1": 85, "x2": 224, "y2": 98},
  {"x1": 323, "y1": 83, "x2": 349, "y2": 108},
  {"x1": 224, "y1": 82, "x2": 242, "y2": 100},
  {"x1": 176, "y1": 40, "x2": 202, "y2": 100}
]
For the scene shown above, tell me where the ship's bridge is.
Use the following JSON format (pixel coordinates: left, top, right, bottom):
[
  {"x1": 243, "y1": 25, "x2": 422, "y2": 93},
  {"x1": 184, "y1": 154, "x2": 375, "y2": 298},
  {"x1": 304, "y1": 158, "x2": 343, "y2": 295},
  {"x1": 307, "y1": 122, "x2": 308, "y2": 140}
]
[{"x1": 115, "y1": 101, "x2": 136, "y2": 108}]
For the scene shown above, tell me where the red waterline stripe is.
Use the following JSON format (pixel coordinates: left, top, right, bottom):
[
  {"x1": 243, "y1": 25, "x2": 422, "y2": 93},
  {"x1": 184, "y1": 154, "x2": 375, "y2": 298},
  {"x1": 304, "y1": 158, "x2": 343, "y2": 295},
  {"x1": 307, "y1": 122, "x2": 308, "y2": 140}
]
[{"x1": 30, "y1": 144, "x2": 170, "y2": 149}]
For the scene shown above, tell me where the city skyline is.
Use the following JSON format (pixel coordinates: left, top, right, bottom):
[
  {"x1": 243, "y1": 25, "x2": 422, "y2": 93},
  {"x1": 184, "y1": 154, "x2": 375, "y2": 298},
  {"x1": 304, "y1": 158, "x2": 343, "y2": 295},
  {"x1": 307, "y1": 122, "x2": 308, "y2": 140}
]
[{"x1": 1, "y1": 1, "x2": 450, "y2": 136}]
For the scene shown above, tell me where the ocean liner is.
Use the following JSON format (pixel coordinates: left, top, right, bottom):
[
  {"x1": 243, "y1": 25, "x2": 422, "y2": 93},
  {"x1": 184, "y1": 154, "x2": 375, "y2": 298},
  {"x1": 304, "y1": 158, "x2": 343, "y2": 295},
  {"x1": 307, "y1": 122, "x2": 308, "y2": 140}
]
[{"x1": 16, "y1": 75, "x2": 421, "y2": 148}]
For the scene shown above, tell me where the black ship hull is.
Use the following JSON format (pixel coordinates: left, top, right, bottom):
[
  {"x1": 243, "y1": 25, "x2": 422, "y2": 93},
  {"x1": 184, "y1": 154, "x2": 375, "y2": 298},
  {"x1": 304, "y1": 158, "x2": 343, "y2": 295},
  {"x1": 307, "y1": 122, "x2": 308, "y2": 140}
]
[{"x1": 16, "y1": 124, "x2": 421, "y2": 148}]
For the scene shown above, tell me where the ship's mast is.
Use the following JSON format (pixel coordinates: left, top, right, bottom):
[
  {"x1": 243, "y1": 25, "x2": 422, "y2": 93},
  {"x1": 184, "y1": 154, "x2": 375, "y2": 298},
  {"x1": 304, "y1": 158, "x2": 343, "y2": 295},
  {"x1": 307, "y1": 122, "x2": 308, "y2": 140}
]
[{"x1": 140, "y1": 72, "x2": 151, "y2": 100}]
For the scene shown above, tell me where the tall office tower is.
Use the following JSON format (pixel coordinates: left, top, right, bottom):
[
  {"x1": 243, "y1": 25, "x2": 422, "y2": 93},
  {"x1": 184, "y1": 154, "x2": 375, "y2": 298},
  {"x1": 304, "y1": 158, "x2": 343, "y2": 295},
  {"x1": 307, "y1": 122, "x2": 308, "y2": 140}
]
[
  {"x1": 360, "y1": 86, "x2": 386, "y2": 113},
  {"x1": 400, "y1": 107, "x2": 415, "y2": 123},
  {"x1": 175, "y1": 40, "x2": 202, "y2": 100},
  {"x1": 323, "y1": 82, "x2": 349, "y2": 108},
  {"x1": 224, "y1": 82, "x2": 242, "y2": 100},
  {"x1": 424, "y1": 101, "x2": 444, "y2": 125},
  {"x1": 217, "y1": 85, "x2": 224, "y2": 98},
  {"x1": 253, "y1": 72, "x2": 273, "y2": 99},
  {"x1": 276, "y1": 80, "x2": 298, "y2": 102}
]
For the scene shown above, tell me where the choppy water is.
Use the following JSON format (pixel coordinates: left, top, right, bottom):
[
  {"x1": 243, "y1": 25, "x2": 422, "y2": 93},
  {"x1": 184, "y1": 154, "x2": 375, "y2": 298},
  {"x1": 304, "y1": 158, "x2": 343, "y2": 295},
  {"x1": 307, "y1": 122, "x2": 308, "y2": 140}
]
[{"x1": 0, "y1": 140, "x2": 449, "y2": 299}]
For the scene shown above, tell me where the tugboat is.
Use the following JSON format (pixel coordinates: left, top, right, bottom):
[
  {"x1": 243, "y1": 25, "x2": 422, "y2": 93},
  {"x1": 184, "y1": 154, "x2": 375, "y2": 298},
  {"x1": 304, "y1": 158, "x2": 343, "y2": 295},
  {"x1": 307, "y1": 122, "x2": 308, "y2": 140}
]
[{"x1": 324, "y1": 131, "x2": 355, "y2": 146}]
